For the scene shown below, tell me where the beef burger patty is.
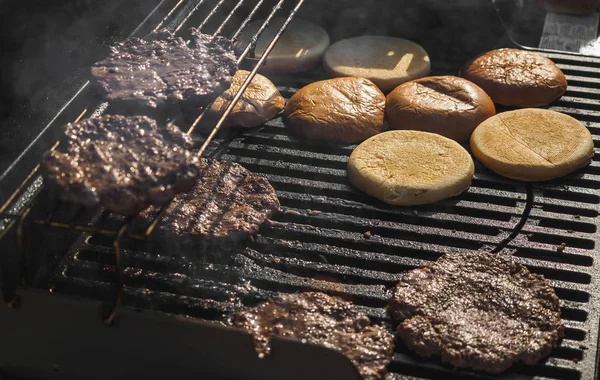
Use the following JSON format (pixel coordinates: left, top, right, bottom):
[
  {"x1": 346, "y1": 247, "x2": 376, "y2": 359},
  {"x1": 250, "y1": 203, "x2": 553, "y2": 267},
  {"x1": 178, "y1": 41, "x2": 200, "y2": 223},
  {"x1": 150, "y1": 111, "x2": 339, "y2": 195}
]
[
  {"x1": 232, "y1": 292, "x2": 394, "y2": 380},
  {"x1": 138, "y1": 158, "x2": 279, "y2": 254},
  {"x1": 43, "y1": 115, "x2": 198, "y2": 216},
  {"x1": 91, "y1": 29, "x2": 237, "y2": 115},
  {"x1": 388, "y1": 251, "x2": 563, "y2": 374}
]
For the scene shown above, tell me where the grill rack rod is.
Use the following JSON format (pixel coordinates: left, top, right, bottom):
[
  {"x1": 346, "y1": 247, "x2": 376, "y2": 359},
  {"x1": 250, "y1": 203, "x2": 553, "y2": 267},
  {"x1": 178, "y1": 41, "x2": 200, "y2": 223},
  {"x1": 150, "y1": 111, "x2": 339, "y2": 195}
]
[{"x1": 3, "y1": 0, "x2": 305, "y2": 324}]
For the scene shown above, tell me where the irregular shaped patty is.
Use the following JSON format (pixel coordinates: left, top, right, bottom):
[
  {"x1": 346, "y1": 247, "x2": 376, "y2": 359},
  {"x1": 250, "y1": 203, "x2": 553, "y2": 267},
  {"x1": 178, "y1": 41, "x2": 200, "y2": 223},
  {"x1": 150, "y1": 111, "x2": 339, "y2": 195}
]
[
  {"x1": 138, "y1": 159, "x2": 279, "y2": 249},
  {"x1": 232, "y1": 292, "x2": 394, "y2": 380},
  {"x1": 388, "y1": 251, "x2": 563, "y2": 374},
  {"x1": 42, "y1": 115, "x2": 198, "y2": 216},
  {"x1": 91, "y1": 29, "x2": 237, "y2": 114}
]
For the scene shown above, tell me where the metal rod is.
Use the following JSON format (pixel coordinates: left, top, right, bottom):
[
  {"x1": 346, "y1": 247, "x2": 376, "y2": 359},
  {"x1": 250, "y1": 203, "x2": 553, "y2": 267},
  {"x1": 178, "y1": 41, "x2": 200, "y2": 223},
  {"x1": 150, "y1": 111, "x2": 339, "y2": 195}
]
[
  {"x1": 143, "y1": 203, "x2": 171, "y2": 237},
  {"x1": 231, "y1": 0, "x2": 265, "y2": 41},
  {"x1": 30, "y1": 220, "x2": 119, "y2": 237},
  {"x1": 190, "y1": 0, "x2": 303, "y2": 149},
  {"x1": 235, "y1": 0, "x2": 284, "y2": 65},
  {"x1": 214, "y1": 0, "x2": 246, "y2": 36},
  {"x1": 17, "y1": 207, "x2": 33, "y2": 287},
  {"x1": 196, "y1": 0, "x2": 227, "y2": 31},
  {"x1": 129, "y1": 0, "x2": 172, "y2": 37},
  {"x1": 103, "y1": 223, "x2": 129, "y2": 326},
  {"x1": 174, "y1": 0, "x2": 206, "y2": 33},
  {"x1": 153, "y1": 0, "x2": 186, "y2": 32}
]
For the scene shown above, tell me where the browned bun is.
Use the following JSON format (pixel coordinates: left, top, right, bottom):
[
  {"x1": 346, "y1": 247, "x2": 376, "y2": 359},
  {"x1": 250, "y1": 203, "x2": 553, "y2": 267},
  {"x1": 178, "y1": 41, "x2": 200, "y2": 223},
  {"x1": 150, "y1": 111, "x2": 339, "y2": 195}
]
[
  {"x1": 462, "y1": 48, "x2": 567, "y2": 107},
  {"x1": 234, "y1": 18, "x2": 330, "y2": 74},
  {"x1": 386, "y1": 76, "x2": 496, "y2": 142},
  {"x1": 206, "y1": 70, "x2": 284, "y2": 128},
  {"x1": 348, "y1": 130, "x2": 474, "y2": 206},
  {"x1": 323, "y1": 35, "x2": 430, "y2": 93},
  {"x1": 470, "y1": 108, "x2": 594, "y2": 181},
  {"x1": 540, "y1": 0, "x2": 600, "y2": 14},
  {"x1": 283, "y1": 77, "x2": 386, "y2": 143}
]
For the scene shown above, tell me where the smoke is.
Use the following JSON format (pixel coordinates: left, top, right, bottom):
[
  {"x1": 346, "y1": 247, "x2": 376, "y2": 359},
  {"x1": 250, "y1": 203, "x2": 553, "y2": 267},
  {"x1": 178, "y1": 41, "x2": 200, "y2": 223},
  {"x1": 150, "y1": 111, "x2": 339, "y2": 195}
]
[{"x1": 0, "y1": 0, "x2": 161, "y2": 171}]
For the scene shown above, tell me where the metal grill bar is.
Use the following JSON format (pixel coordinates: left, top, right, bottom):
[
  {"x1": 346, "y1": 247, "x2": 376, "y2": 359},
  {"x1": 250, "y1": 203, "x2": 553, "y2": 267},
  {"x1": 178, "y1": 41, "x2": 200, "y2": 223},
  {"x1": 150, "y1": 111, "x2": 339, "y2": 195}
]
[{"x1": 45, "y1": 47, "x2": 600, "y2": 379}]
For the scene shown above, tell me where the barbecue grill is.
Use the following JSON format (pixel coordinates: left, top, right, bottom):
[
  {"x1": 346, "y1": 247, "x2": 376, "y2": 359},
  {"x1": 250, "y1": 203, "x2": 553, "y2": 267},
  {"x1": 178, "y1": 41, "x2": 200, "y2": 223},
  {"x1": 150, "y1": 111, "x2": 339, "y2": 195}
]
[{"x1": 2, "y1": 0, "x2": 600, "y2": 379}]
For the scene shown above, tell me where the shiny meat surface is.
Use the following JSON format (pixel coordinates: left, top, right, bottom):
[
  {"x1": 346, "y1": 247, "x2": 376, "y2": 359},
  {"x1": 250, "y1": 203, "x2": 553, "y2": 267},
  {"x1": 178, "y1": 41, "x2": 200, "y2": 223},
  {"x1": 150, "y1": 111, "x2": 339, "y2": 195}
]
[
  {"x1": 91, "y1": 29, "x2": 237, "y2": 114},
  {"x1": 388, "y1": 251, "x2": 564, "y2": 374},
  {"x1": 232, "y1": 292, "x2": 394, "y2": 380},
  {"x1": 42, "y1": 115, "x2": 198, "y2": 215},
  {"x1": 139, "y1": 158, "x2": 279, "y2": 245}
]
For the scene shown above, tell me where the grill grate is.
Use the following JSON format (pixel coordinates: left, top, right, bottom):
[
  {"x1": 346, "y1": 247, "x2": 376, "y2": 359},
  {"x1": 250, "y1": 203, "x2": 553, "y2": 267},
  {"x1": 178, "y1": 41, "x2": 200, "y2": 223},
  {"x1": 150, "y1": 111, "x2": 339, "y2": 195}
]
[
  {"x1": 44, "y1": 50, "x2": 600, "y2": 379},
  {"x1": 2, "y1": 2, "x2": 600, "y2": 380}
]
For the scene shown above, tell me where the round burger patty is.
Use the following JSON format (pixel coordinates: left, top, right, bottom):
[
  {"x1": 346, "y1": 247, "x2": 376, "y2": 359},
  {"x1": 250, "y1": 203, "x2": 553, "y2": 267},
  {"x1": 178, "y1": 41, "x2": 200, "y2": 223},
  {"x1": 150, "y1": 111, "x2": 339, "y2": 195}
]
[
  {"x1": 42, "y1": 115, "x2": 198, "y2": 216},
  {"x1": 91, "y1": 29, "x2": 237, "y2": 114},
  {"x1": 388, "y1": 251, "x2": 563, "y2": 374},
  {"x1": 138, "y1": 158, "x2": 279, "y2": 247},
  {"x1": 232, "y1": 292, "x2": 394, "y2": 380}
]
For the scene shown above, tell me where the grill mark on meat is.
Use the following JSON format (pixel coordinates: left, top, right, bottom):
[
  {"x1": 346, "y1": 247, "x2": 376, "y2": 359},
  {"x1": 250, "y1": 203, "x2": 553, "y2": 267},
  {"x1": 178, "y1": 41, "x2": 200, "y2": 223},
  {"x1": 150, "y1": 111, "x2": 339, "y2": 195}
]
[
  {"x1": 231, "y1": 292, "x2": 394, "y2": 380},
  {"x1": 388, "y1": 251, "x2": 564, "y2": 374},
  {"x1": 91, "y1": 29, "x2": 237, "y2": 115},
  {"x1": 42, "y1": 115, "x2": 199, "y2": 216},
  {"x1": 137, "y1": 159, "x2": 279, "y2": 258}
]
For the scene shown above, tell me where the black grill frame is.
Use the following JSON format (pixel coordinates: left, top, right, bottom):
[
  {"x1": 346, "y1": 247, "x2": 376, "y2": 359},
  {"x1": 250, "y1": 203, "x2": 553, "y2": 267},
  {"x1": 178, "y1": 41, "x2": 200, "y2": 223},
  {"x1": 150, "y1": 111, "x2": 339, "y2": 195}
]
[{"x1": 2, "y1": 1, "x2": 600, "y2": 380}]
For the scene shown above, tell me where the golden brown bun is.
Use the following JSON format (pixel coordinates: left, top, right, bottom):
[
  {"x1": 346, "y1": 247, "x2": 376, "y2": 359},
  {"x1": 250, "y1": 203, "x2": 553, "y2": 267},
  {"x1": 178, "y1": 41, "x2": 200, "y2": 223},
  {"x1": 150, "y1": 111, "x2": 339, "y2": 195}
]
[
  {"x1": 283, "y1": 77, "x2": 386, "y2": 143},
  {"x1": 206, "y1": 70, "x2": 284, "y2": 128},
  {"x1": 323, "y1": 36, "x2": 430, "y2": 93},
  {"x1": 540, "y1": 0, "x2": 600, "y2": 14},
  {"x1": 234, "y1": 18, "x2": 330, "y2": 74},
  {"x1": 348, "y1": 130, "x2": 474, "y2": 206},
  {"x1": 462, "y1": 48, "x2": 567, "y2": 107},
  {"x1": 386, "y1": 76, "x2": 496, "y2": 142},
  {"x1": 470, "y1": 109, "x2": 594, "y2": 181}
]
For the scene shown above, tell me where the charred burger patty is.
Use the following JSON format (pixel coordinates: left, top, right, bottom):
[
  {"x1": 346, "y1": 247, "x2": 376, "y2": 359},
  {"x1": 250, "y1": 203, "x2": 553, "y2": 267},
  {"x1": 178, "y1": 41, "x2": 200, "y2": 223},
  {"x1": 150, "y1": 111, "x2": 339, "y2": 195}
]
[
  {"x1": 138, "y1": 158, "x2": 279, "y2": 253},
  {"x1": 43, "y1": 115, "x2": 198, "y2": 216},
  {"x1": 91, "y1": 29, "x2": 237, "y2": 114},
  {"x1": 388, "y1": 251, "x2": 563, "y2": 374}
]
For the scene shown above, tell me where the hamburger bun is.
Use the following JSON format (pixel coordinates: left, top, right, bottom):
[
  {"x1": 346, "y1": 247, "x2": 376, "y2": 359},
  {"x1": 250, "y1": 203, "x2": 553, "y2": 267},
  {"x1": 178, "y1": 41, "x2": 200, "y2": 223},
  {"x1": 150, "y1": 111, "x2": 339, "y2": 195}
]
[
  {"x1": 234, "y1": 18, "x2": 330, "y2": 74},
  {"x1": 386, "y1": 76, "x2": 496, "y2": 142},
  {"x1": 284, "y1": 77, "x2": 386, "y2": 143},
  {"x1": 206, "y1": 70, "x2": 284, "y2": 128},
  {"x1": 323, "y1": 36, "x2": 431, "y2": 93},
  {"x1": 348, "y1": 130, "x2": 474, "y2": 206},
  {"x1": 470, "y1": 108, "x2": 594, "y2": 181},
  {"x1": 462, "y1": 48, "x2": 567, "y2": 107}
]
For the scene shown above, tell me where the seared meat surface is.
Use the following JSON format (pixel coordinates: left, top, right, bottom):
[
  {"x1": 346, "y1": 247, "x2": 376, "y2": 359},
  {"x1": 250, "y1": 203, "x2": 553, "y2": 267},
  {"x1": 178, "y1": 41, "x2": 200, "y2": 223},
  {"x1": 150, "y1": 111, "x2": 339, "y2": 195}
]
[
  {"x1": 388, "y1": 251, "x2": 564, "y2": 374},
  {"x1": 91, "y1": 29, "x2": 237, "y2": 115},
  {"x1": 43, "y1": 115, "x2": 198, "y2": 215},
  {"x1": 232, "y1": 292, "x2": 394, "y2": 380},
  {"x1": 138, "y1": 158, "x2": 279, "y2": 254}
]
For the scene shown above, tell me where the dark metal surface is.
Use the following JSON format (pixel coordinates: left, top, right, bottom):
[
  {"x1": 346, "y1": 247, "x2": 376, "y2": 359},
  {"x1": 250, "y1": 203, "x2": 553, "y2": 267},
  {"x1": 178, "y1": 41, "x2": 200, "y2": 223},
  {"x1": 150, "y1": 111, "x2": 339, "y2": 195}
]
[{"x1": 2, "y1": 1, "x2": 600, "y2": 379}]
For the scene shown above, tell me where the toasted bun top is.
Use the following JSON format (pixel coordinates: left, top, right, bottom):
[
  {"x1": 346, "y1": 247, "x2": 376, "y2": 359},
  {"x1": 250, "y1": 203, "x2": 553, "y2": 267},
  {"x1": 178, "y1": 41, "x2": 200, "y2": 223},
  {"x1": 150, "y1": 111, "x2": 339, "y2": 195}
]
[
  {"x1": 347, "y1": 130, "x2": 474, "y2": 205},
  {"x1": 284, "y1": 76, "x2": 386, "y2": 143},
  {"x1": 207, "y1": 70, "x2": 284, "y2": 128},
  {"x1": 386, "y1": 76, "x2": 496, "y2": 141},
  {"x1": 470, "y1": 108, "x2": 594, "y2": 181},
  {"x1": 462, "y1": 48, "x2": 567, "y2": 107},
  {"x1": 323, "y1": 35, "x2": 430, "y2": 93}
]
